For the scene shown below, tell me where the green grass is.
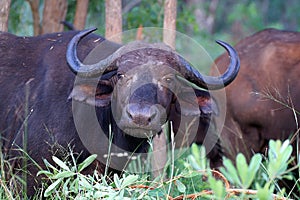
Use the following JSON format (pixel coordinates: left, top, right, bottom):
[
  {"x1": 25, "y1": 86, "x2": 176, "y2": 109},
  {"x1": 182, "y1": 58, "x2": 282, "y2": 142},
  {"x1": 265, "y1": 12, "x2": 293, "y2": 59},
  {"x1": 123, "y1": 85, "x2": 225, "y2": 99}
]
[{"x1": 0, "y1": 138, "x2": 298, "y2": 199}]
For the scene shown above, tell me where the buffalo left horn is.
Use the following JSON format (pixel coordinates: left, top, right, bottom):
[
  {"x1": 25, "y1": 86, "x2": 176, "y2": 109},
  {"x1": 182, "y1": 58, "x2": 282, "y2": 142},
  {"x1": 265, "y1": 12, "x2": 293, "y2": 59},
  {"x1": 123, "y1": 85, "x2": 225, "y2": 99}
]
[{"x1": 177, "y1": 40, "x2": 240, "y2": 90}]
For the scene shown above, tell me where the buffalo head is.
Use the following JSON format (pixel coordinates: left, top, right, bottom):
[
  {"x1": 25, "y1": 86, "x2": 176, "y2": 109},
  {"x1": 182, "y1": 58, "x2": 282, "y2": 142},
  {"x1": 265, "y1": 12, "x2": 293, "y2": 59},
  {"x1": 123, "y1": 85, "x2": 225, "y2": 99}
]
[{"x1": 67, "y1": 28, "x2": 239, "y2": 140}]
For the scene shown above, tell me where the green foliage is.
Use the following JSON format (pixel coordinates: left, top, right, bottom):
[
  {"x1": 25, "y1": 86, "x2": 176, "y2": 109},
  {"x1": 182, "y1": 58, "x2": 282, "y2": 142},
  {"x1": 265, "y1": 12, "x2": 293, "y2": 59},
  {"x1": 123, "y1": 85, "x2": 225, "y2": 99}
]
[
  {"x1": 266, "y1": 140, "x2": 293, "y2": 180},
  {"x1": 0, "y1": 138, "x2": 298, "y2": 199},
  {"x1": 123, "y1": 0, "x2": 164, "y2": 30},
  {"x1": 220, "y1": 153, "x2": 262, "y2": 189},
  {"x1": 37, "y1": 154, "x2": 100, "y2": 198},
  {"x1": 207, "y1": 173, "x2": 226, "y2": 199},
  {"x1": 174, "y1": 2, "x2": 200, "y2": 34},
  {"x1": 8, "y1": 0, "x2": 33, "y2": 35},
  {"x1": 187, "y1": 144, "x2": 208, "y2": 170},
  {"x1": 218, "y1": 139, "x2": 297, "y2": 199},
  {"x1": 256, "y1": 182, "x2": 275, "y2": 200},
  {"x1": 227, "y1": 2, "x2": 264, "y2": 32},
  {"x1": 7, "y1": 0, "x2": 300, "y2": 45},
  {"x1": 38, "y1": 139, "x2": 297, "y2": 199}
]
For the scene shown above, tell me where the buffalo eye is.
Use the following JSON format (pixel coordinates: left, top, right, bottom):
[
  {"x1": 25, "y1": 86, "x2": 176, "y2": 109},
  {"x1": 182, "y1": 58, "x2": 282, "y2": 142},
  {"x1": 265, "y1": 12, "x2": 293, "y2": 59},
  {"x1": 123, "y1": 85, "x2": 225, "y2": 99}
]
[
  {"x1": 162, "y1": 75, "x2": 174, "y2": 84},
  {"x1": 117, "y1": 73, "x2": 125, "y2": 80}
]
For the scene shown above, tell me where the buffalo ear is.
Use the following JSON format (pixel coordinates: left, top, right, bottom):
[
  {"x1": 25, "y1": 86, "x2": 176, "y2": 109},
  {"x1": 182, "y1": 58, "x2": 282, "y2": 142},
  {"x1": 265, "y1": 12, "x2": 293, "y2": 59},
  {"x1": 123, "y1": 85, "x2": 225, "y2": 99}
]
[
  {"x1": 196, "y1": 92, "x2": 219, "y2": 116},
  {"x1": 175, "y1": 89, "x2": 218, "y2": 116},
  {"x1": 68, "y1": 80, "x2": 112, "y2": 107}
]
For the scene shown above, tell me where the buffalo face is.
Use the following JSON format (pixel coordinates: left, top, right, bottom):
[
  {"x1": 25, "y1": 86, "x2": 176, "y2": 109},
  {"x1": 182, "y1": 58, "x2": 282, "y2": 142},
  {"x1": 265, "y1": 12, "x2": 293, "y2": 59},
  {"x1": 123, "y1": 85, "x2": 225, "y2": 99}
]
[
  {"x1": 112, "y1": 50, "x2": 201, "y2": 138},
  {"x1": 113, "y1": 63, "x2": 173, "y2": 138}
]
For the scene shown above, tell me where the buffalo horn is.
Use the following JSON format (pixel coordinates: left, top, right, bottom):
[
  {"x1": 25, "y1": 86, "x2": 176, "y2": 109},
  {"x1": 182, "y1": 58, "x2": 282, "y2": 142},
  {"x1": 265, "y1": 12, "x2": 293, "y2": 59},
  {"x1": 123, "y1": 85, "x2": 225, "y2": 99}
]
[
  {"x1": 177, "y1": 40, "x2": 240, "y2": 90},
  {"x1": 67, "y1": 29, "x2": 240, "y2": 90},
  {"x1": 67, "y1": 28, "x2": 120, "y2": 77}
]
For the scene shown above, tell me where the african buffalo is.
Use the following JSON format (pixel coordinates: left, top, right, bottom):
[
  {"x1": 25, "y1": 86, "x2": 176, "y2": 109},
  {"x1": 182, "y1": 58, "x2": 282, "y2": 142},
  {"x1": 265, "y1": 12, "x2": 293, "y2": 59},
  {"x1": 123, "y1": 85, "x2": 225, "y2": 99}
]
[
  {"x1": 212, "y1": 28, "x2": 300, "y2": 164},
  {"x1": 0, "y1": 28, "x2": 239, "y2": 195}
]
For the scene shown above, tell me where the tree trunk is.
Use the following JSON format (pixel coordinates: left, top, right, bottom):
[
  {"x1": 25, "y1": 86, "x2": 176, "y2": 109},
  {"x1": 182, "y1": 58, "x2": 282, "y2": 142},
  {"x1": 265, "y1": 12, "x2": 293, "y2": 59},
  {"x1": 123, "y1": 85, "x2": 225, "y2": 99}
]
[
  {"x1": 105, "y1": 0, "x2": 122, "y2": 43},
  {"x1": 27, "y1": 0, "x2": 40, "y2": 35},
  {"x1": 41, "y1": 0, "x2": 68, "y2": 34},
  {"x1": 206, "y1": 0, "x2": 218, "y2": 33},
  {"x1": 187, "y1": 0, "x2": 219, "y2": 34},
  {"x1": 74, "y1": 0, "x2": 89, "y2": 30},
  {"x1": 0, "y1": 0, "x2": 11, "y2": 32},
  {"x1": 163, "y1": 0, "x2": 177, "y2": 49}
]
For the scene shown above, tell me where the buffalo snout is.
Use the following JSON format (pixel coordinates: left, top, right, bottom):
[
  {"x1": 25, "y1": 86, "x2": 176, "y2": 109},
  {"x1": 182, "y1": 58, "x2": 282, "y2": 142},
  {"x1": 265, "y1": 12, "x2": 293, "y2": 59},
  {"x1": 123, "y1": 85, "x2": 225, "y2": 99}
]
[
  {"x1": 116, "y1": 103, "x2": 167, "y2": 138},
  {"x1": 125, "y1": 104, "x2": 159, "y2": 126}
]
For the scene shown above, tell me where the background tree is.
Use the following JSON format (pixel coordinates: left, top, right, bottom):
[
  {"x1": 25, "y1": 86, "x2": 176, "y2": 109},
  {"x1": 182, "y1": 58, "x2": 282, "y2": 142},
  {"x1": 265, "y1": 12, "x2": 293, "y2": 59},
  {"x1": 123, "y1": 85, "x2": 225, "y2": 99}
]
[
  {"x1": 41, "y1": 0, "x2": 68, "y2": 34},
  {"x1": 6, "y1": 0, "x2": 300, "y2": 50},
  {"x1": 26, "y1": 0, "x2": 40, "y2": 35},
  {"x1": 105, "y1": 0, "x2": 122, "y2": 43},
  {"x1": 0, "y1": 0, "x2": 11, "y2": 32},
  {"x1": 73, "y1": 0, "x2": 89, "y2": 30},
  {"x1": 186, "y1": 0, "x2": 219, "y2": 34},
  {"x1": 163, "y1": 0, "x2": 177, "y2": 48}
]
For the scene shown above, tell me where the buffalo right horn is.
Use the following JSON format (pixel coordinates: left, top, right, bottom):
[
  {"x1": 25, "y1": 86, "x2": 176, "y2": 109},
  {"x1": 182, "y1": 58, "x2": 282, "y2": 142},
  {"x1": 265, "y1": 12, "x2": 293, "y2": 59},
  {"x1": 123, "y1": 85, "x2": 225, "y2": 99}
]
[{"x1": 66, "y1": 28, "x2": 120, "y2": 77}]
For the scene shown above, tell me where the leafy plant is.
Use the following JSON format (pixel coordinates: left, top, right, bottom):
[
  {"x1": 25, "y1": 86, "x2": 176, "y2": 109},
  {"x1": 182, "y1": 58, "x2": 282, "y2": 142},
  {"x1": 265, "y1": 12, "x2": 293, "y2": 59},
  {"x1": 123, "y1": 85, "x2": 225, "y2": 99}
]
[
  {"x1": 187, "y1": 143, "x2": 208, "y2": 170},
  {"x1": 38, "y1": 154, "x2": 98, "y2": 198},
  {"x1": 217, "y1": 139, "x2": 297, "y2": 199},
  {"x1": 266, "y1": 140, "x2": 293, "y2": 180},
  {"x1": 2, "y1": 137, "x2": 297, "y2": 199},
  {"x1": 220, "y1": 153, "x2": 262, "y2": 189}
]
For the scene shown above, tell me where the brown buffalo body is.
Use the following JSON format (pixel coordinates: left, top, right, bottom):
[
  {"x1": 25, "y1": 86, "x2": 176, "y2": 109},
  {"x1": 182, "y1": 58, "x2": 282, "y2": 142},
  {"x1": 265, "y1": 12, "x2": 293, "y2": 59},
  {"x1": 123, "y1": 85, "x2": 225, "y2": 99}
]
[{"x1": 213, "y1": 28, "x2": 300, "y2": 162}]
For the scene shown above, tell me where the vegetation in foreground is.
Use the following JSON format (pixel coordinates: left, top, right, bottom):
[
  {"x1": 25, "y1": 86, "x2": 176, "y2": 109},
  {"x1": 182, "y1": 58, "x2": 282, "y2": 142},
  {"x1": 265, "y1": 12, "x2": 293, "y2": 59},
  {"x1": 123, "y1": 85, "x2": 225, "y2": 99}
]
[{"x1": 0, "y1": 139, "x2": 299, "y2": 199}]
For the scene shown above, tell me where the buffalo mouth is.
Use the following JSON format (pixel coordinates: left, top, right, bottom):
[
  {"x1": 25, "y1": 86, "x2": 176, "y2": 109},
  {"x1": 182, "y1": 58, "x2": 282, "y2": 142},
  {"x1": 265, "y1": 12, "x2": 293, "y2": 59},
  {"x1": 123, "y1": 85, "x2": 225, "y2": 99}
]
[
  {"x1": 113, "y1": 103, "x2": 167, "y2": 138},
  {"x1": 117, "y1": 123, "x2": 163, "y2": 138}
]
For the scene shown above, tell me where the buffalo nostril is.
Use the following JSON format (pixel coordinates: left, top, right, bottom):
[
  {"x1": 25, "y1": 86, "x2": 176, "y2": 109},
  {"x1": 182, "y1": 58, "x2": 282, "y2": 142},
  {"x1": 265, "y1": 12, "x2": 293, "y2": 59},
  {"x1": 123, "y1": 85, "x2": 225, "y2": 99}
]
[
  {"x1": 126, "y1": 109, "x2": 133, "y2": 120},
  {"x1": 125, "y1": 104, "x2": 159, "y2": 126},
  {"x1": 148, "y1": 112, "x2": 156, "y2": 123}
]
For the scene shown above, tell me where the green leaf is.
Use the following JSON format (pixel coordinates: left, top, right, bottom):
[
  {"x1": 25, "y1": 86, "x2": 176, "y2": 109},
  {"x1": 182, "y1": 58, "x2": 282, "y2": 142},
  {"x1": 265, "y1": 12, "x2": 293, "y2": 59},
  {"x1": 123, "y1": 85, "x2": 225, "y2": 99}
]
[
  {"x1": 256, "y1": 182, "x2": 273, "y2": 200},
  {"x1": 94, "y1": 190, "x2": 110, "y2": 198},
  {"x1": 36, "y1": 170, "x2": 54, "y2": 177},
  {"x1": 197, "y1": 145, "x2": 207, "y2": 169},
  {"x1": 70, "y1": 178, "x2": 79, "y2": 193},
  {"x1": 79, "y1": 175, "x2": 93, "y2": 189},
  {"x1": 52, "y1": 171, "x2": 75, "y2": 179},
  {"x1": 78, "y1": 154, "x2": 98, "y2": 172},
  {"x1": 191, "y1": 143, "x2": 200, "y2": 157},
  {"x1": 208, "y1": 175, "x2": 226, "y2": 198},
  {"x1": 280, "y1": 140, "x2": 290, "y2": 153},
  {"x1": 52, "y1": 156, "x2": 70, "y2": 171},
  {"x1": 247, "y1": 154, "x2": 262, "y2": 187},
  {"x1": 114, "y1": 174, "x2": 121, "y2": 188},
  {"x1": 221, "y1": 157, "x2": 241, "y2": 186},
  {"x1": 188, "y1": 144, "x2": 207, "y2": 170},
  {"x1": 187, "y1": 155, "x2": 201, "y2": 170},
  {"x1": 44, "y1": 178, "x2": 62, "y2": 197},
  {"x1": 62, "y1": 178, "x2": 71, "y2": 194},
  {"x1": 148, "y1": 188, "x2": 165, "y2": 198},
  {"x1": 236, "y1": 153, "x2": 249, "y2": 188},
  {"x1": 43, "y1": 158, "x2": 58, "y2": 172},
  {"x1": 267, "y1": 139, "x2": 293, "y2": 180},
  {"x1": 175, "y1": 180, "x2": 186, "y2": 193},
  {"x1": 281, "y1": 146, "x2": 293, "y2": 163},
  {"x1": 248, "y1": 154, "x2": 262, "y2": 173},
  {"x1": 184, "y1": 171, "x2": 201, "y2": 178},
  {"x1": 121, "y1": 174, "x2": 139, "y2": 188}
]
